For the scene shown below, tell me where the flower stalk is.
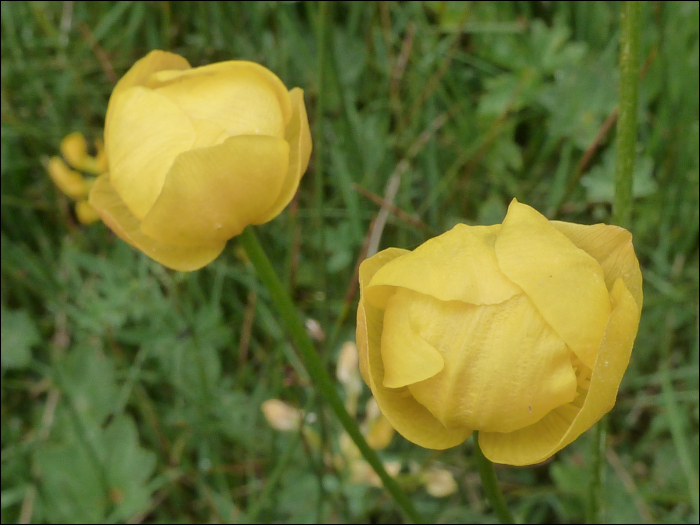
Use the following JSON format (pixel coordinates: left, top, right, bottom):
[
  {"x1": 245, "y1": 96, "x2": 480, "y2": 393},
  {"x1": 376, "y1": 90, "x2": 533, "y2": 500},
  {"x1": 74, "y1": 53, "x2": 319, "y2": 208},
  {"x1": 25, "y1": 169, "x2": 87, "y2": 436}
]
[
  {"x1": 239, "y1": 227, "x2": 424, "y2": 524},
  {"x1": 473, "y1": 433, "x2": 516, "y2": 524},
  {"x1": 588, "y1": 3, "x2": 642, "y2": 522},
  {"x1": 613, "y1": 1, "x2": 641, "y2": 229}
]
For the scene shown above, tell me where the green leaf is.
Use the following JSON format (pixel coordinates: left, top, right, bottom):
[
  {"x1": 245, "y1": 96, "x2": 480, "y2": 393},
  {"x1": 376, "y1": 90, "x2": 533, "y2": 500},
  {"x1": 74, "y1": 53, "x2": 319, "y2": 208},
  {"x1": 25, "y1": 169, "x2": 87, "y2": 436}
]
[
  {"x1": 56, "y1": 345, "x2": 119, "y2": 427},
  {"x1": 581, "y1": 149, "x2": 657, "y2": 203},
  {"x1": 0, "y1": 307, "x2": 39, "y2": 370},
  {"x1": 103, "y1": 415, "x2": 157, "y2": 522},
  {"x1": 34, "y1": 439, "x2": 107, "y2": 523}
]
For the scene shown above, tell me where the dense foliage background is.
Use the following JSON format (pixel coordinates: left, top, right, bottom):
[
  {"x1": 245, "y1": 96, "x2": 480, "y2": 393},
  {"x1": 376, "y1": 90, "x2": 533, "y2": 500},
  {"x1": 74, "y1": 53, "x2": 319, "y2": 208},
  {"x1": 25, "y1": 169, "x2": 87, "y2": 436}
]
[{"x1": 1, "y1": 1, "x2": 698, "y2": 523}]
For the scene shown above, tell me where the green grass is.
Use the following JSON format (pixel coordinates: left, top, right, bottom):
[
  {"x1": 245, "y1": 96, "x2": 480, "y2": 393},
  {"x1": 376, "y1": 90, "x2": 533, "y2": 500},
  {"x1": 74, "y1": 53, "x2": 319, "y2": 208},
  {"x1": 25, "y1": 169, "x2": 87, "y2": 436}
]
[{"x1": 1, "y1": 1, "x2": 698, "y2": 523}]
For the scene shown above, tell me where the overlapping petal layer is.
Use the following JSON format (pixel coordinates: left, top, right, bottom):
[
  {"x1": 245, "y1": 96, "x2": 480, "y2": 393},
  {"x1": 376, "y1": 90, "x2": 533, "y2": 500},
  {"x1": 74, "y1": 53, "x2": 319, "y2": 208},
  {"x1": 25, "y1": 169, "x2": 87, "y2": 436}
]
[
  {"x1": 479, "y1": 278, "x2": 639, "y2": 465},
  {"x1": 257, "y1": 88, "x2": 313, "y2": 223},
  {"x1": 105, "y1": 51, "x2": 190, "y2": 142},
  {"x1": 404, "y1": 291, "x2": 577, "y2": 433},
  {"x1": 551, "y1": 221, "x2": 643, "y2": 313},
  {"x1": 89, "y1": 174, "x2": 225, "y2": 271},
  {"x1": 357, "y1": 249, "x2": 473, "y2": 449},
  {"x1": 148, "y1": 61, "x2": 291, "y2": 139},
  {"x1": 106, "y1": 87, "x2": 196, "y2": 219},
  {"x1": 140, "y1": 135, "x2": 289, "y2": 247},
  {"x1": 496, "y1": 200, "x2": 610, "y2": 369},
  {"x1": 367, "y1": 224, "x2": 521, "y2": 309}
]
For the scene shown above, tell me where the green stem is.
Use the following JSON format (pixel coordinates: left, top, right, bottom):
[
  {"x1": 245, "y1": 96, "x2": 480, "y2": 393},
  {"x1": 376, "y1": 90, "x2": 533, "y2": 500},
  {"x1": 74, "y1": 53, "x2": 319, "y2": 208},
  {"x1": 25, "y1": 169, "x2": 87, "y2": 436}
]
[
  {"x1": 239, "y1": 227, "x2": 424, "y2": 524},
  {"x1": 314, "y1": 0, "x2": 328, "y2": 331},
  {"x1": 590, "y1": 3, "x2": 641, "y2": 521},
  {"x1": 587, "y1": 416, "x2": 607, "y2": 523},
  {"x1": 473, "y1": 433, "x2": 515, "y2": 524},
  {"x1": 613, "y1": 1, "x2": 641, "y2": 229}
]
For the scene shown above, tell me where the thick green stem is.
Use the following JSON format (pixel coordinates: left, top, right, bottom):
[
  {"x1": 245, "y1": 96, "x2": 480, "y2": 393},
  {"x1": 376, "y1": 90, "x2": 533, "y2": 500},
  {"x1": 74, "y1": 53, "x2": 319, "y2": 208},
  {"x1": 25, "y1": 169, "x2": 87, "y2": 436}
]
[
  {"x1": 239, "y1": 227, "x2": 424, "y2": 524},
  {"x1": 613, "y1": 1, "x2": 641, "y2": 229},
  {"x1": 588, "y1": 3, "x2": 642, "y2": 522},
  {"x1": 473, "y1": 433, "x2": 515, "y2": 524}
]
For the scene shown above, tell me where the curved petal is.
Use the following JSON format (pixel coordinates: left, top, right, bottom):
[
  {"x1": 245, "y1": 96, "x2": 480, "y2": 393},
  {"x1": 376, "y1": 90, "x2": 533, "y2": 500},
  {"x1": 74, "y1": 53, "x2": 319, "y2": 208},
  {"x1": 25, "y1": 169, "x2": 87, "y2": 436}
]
[
  {"x1": 495, "y1": 200, "x2": 610, "y2": 369},
  {"x1": 357, "y1": 248, "x2": 408, "y2": 385},
  {"x1": 479, "y1": 278, "x2": 639, "y2": 465},
  {"x1": 356, "y1": 249, "x2": 472, "y2": 450},
  {"x1": 357, "y1": 300, "x2": 473, "y2": 450},
  {"x1": 366, "y1": 224, "x2": 522, "y2": 310},
  {"x1": 381, "y1": 289, "x2": 444, "y2": 388},
  {"x1": 106, "y1": 87, "x2": 196, "y2": 219},
  {"x1": 106, "y1": 50, "x2": 190, "y2": 141},
  {"x1": 140, "y1": 135, "x2": 289, "y2": 247},
  {"x1": 406, "y1": 291, "x2": 577, "y2": 433},
  {"x1": 255, "y1": 88, "x2": 313, "y2": 223},
  {"x1": 89, "y1": 174, "x2": 225, "y2": 271},
  {"x1": 148, "y1": 61, "x2": 291, "y2": 139},
  {"x1": 46, "y1": 157, "x2": 90, "y2": 200},
  {"x1": 60, "y1": 132, "x2": 88, "y2": 170},
  {"x1": 551, "y1": 221, "x2": 643, "y2": 314}
]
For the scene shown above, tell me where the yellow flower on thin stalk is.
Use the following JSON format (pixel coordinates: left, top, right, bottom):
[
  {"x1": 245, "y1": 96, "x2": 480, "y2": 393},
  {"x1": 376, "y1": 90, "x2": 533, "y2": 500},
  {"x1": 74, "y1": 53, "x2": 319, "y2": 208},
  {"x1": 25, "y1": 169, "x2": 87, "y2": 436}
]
[
  {"x1": 88, "y1": 50, "x2": 312, "y2": 271},
  {"x1": 356, "y1": 199, "x2": 642, "y2": 466}
]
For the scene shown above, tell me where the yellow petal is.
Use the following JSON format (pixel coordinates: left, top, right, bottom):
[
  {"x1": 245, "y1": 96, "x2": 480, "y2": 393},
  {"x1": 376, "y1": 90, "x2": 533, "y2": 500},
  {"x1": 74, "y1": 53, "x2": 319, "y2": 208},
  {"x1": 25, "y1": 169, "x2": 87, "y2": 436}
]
[
  {"x1": 406, "y1": 291, "x2": 577, "y2": 433},
  {"x1": 366, "y1": 224, "x2": 522, "y2": 310},
  {"x1": 422, "y1": 467, "x2": 458, "y2": 498},
  {"x1": 60, "y1": 132, "x2": 88, "y2": 170},
  {"x1": 139, "y1": 135, "x2": 289, "y2": 247},
  {"x1": 46, "y1": 157, "x2": 90, "y2": 200},
  {"x1": 88, "y1": 174, "x2": 225, "y2": 271},
  {"x1": 357, "y1": 248, "x2": 410, "y2": 386},
  {"x1": 106, "y1": 87, "x2": 196, "y2": 219},
  {"x1": 479, "y1": 278, "x2": 639, "y2": 465},
  {"x1": 106, "y1": 50, "x2": 191, "y2": 142},
  {"x1": 261, "y1": 399, "x2": 303, "y2": 431},
  {"x1": 356, "y1": 249, "x2": 472, "y2": 450},
  {"x1": 551, "y1": 221, "x2": 643, "y2": 314},
  {"x1": 255, "y1": 88, "x2": 313, "y2": 223},
  {"x1": 495, "y1": 200, "x2": 610, "y2": 369},
  {"x1": 148, "y1": 61, "x2": 291, "y2": 139},
  {"x1": 75, "y1": 200, "x2": 100, "y2": 225},
  {"x1": 381, "y1": 288, "x2": 444, "y2": 388}
]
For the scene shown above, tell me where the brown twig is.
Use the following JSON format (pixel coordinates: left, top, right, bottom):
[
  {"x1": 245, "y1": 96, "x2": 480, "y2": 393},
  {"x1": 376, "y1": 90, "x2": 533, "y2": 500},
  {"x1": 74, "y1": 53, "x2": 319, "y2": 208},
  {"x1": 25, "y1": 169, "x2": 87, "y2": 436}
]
[
  {"x1": 606, "y1": 448, "x2": 655, "y2": 523},
  {"x1": 78, "y1": 22, "x2": 118, "y2": 85},
  {"x1": 353, "y1": 183, "x2": 432, "y2": 233}
]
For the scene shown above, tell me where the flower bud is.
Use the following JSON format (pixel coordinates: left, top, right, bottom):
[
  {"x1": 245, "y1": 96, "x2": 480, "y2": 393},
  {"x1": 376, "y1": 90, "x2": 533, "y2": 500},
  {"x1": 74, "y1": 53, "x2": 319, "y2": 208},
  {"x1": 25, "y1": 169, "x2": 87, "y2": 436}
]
[
  {"x1": 356, "y1": 199, "x2": 642, "y2": 466},
  {"x1": 89, "y1": 51, "x2": 312, "y2": 271}
]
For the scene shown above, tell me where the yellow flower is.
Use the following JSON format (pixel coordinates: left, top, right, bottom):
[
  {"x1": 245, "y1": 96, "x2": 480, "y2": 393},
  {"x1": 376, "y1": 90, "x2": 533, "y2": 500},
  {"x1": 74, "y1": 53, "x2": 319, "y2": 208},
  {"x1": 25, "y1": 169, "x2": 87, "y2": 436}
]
[
  {"x1": 46, "y1": 156, "x2": 91, "y2": 200},
  {"x1": 356, "y1": 199, "x2": 642, "y2": 466},
  {"x1": 89, "y1": 50, "x2": 312, "y2": 271}
]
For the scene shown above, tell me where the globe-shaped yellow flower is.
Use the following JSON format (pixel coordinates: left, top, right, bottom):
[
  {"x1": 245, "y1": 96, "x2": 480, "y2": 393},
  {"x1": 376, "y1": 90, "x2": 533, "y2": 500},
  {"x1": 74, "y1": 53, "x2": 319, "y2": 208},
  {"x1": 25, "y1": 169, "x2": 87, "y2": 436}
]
[
  {"x1": 89, "y1": 50, "x2": 312, "y2": 271},
  {"x1": 356, "y1": 199, "x2": 642, "y2": 466}
]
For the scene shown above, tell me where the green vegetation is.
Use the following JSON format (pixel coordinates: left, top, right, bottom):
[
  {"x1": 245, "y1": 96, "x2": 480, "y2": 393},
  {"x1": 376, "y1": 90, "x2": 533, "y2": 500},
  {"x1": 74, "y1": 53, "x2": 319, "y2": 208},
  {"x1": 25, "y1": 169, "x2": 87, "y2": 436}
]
[{"x1": 2, "y1": 2, "x2": 698, "y2": 523}]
